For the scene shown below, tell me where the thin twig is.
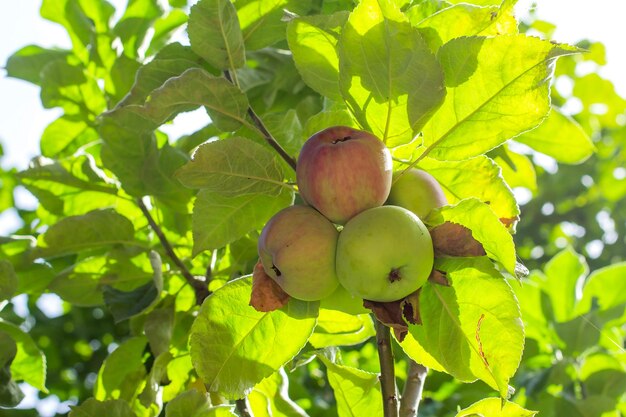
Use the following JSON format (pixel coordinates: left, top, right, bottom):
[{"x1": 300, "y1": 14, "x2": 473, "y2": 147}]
[
  {"x1": 136, "y1": 198, "x2": 210, "y2": 304},
  {"x1": 399, "y1": 361, "x2": 428, "y2": 417},
  {"x1": 375, "y1": 319, "x2": 399, "y2": 417},
  {"x1": 223, "y1": 70, "x2": 298, "y2": 171},
  {"x1": 235, "y1": 398, "x2": 253, "y2": 417}
]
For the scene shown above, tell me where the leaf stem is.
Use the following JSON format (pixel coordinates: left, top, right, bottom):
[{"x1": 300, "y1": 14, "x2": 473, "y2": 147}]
[
  {"x1": 136, "y1": 198, "x2": 210, "y2": 305},
  {"x1": 223, "y1": 70, "x2": 298, "y2": 171},
  {"x1": 375, "y1": 319, "x2": 399, "y2": 417},
  {"x1": 399, "y1": 360, "x2": 428, "y2": 417},
  {"x1": 235, "y1": 398, "x2": 253, "y2": 417}
]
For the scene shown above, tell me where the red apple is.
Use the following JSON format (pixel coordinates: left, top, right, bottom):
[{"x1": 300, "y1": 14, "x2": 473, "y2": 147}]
[
  {"x1": 296, "y1": 126, "x2": 392, "y2": 224},
  {"x1": 258, "y1": 205, "x2": 340, "y2": 301}
]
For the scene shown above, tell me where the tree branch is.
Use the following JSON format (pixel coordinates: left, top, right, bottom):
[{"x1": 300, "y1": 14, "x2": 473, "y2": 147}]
[
  {"x1": 376, "y1": 319, "x2": 399, "y2": 417},
  {"x1": 137, "y1": 198, "x2": 210, "y2": 305},
  {"x1": 400, "y1": 360, "x2": 428, "y2": 417},
  {"x1": 223, "y1": 70, "x2": 298, "y2": 171},
  {"x1": 235, "y1": 398, "x2": 253, "y2": 417}
]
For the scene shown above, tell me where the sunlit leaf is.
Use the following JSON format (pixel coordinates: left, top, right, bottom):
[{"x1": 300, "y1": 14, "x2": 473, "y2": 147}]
[
  {"x1": 188, "y1": 0, "x2": 245, "y2": 70},
  {"x1": 515, "y1": 108, "x2": 595, "y2": 164},
  {"x1": 491, "y1": 145, "x2": 537, "y2": 193},
  {"x1": 94, "y1": 336, "x2": 148, "y2": 401},
  {"x1": 69, "y1": 398, "x2": 137, "y2": 417},
  {"x1": 35, "y1": 209, "x2": 135, "y2": 258},
  {"x1": 249, "y1": 368, "x2": 308, "y2": 417},
  {"x1": 409, "y1": 257, "x2": 524, "y2": 396},
  {"x1": 113, "y1": 0, "x2": 163, "y2": 57},
  {"x1": 429, "y1": 198, "x2": 517, "y2": 274},
  {"x1": 5, "y1": 45, "x2": 71, "y2": 85},
  {"x1": 422, "y1": 35, "x2": 577, "y2": 160},
  {"x1": 576, "y1": 262, "x2": 626, "y2": 316},
  {"x1": 339, "y1": 0, "x2": 445, "y2": 146},
  {"x1": 456, "y1": 397, "x2": 537, "y2": 416},
  {"x1": 0, "y1": 320, "x2": 47, "y2": 392},
  {"x1": 191, "y1": 186, "x2": 293, "y2": 254},
  {"x1": 166, "y1": 390, "x2": 236, "y2": 417},
  {"x1": 287, "y1": 12, "x2": 348, "y2": 101},
  {"x1": 318, "y1": 355, "x2": 383, "y2": 417},
  {"x1": 541, "y1": 247, "x2": 588, "y2": 322},
  {"x1": 417, "y1": 156, "x2": 520, "y2": 223},
  {"x1": 189, "y1": 276, "x2": 318, "y2": 400},
  {"x1": 309, "y1": 310, "x2": 375, "y2": 348}
]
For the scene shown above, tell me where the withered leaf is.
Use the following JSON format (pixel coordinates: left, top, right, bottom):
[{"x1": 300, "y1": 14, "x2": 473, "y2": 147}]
[
  {"x1": 364, "y1": 289, "x2": 423, "y2": 342},
  {"x1": 430, "y1": 222, "x2": 486, "y2": 257},
  {"x1": 250, "y1": 259, "x2": 290, "y2": 312},
  {"x1": 428, "y1": 269, "x2": 450, "y2": 286}
]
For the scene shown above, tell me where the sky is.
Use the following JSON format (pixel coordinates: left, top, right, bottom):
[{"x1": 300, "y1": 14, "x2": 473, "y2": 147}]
[{"x1": 0, "y1": 1, "x2": 625, "y2": 415}]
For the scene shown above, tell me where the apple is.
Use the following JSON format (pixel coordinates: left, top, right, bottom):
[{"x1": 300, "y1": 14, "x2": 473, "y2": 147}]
[
  {"x1": 296, "y1": 126, "x2": 393, "y2": 224},
  {"x1": 336, "y1": 205, "x2": 433, "y2": 302},
  {"x1": 387, "y1": 168, "x2": 447, "y2": 219},
  {"x1": 320, "y1": 284, "x2": 369, "y2": 315},
  {"x1": 258, "y1": 205, "x2": 340, "y2": 301}
]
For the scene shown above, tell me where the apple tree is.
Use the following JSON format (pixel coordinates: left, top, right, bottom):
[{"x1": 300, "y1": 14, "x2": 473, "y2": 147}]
[{"x1": 1, "y1": 0, "x2": 625, "y2": 416}]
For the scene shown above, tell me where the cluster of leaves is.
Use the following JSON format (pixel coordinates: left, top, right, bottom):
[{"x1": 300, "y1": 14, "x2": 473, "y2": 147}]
[{"x1": 0, "y1": 0, "x2": 623, "y2": 416}]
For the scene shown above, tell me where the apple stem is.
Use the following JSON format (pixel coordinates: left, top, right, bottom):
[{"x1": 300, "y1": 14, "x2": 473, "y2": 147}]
[
  {"x1": 375, "y1": 319, "x2": 399, "y2": 417},
  {"x1": 223, "y1": 70, "x2": 298, "y2": 171},
  {"x1": 399, "y1": 360, "x2": 428, "y2": 417}
]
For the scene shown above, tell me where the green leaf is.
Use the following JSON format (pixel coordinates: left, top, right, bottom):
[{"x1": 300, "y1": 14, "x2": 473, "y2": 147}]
[
  {"x1": 138, "y1": 352, "x2": 172, "y2": 411},
  {"x1": 456, "y1": 397, "x2": 537, "y2": 417},
  {"x1": 576, "y1": 262, "x2": 626, "y2": 316},
  {"x1": 189, "y1": 276, "x2": 318, "y2": 400},
  {"x1": 430, "y1": 198, "x2": 517, "y2": 275},
  {"x1": 417, "y1": 156, "x2": 520, "y2": 223},
  {"x1": 303, "y1": 109, "x2": 357, "y2": 138},
  {"x1": 94, "y1": 336, "x2": 148, "y2": 401},
  {"x1": 339, "y1": 0, "x2": 445, "y2": 147},
  {"x1": 176, "y1": 137, "x2": 288, "y2": 195},
  {"x1": 0, "y1": 320, "x2": 47, "y2": 392},
  {"x1": 0, "y1": 333, "x2": 23, "y2": 408},
  {"x1": 35, "y1": 209, "x2": 136, "y2": 258},
  {"x1": 422, "y1": 35, "x2": 578, "y2": 160},
  {"x1": 249, "y1": 368, "x2": 308, "y2": 417},
  {"x1": 0, "y1": 260, "x2": 18, "y2": 302},
  {"x1": 318, "y1": 356, "x2": 383, "y2": 417},
  {"x1": 191, "y1": 187, "x2": 293, "y2": 254},
  {"x1": 69, "y1": 398, "x2": 137, "y2": 417},
  {"x1": 287, "y1": 12, "x2": 348, "y2": 101},
  {"x1": 39, "y1": 115, "x2": 99, "y2": 158},
  {"x1": 113, "y1": 0, "x2": 163, "y2": 57},
  {"x1": 188, "y1": 0, "x2": 245, "y2": 70},
  {"x1": 515, "y1": 108, "x2": 595, "y2": 164},
  {"x1": 5, "y1": 45, "x2": 71, "y2": 85},
  {"x1": 541, "y1": 247, "x2": 588, "y2": 322},
  {"x1": 106, "y1": 68, "x2": 249, "y2": 132},
  {"x1": 409, "y1": 257, "x2": 524, "y2": 397},
  {"x1": 144, "y1": 306, "x2": 175, "y2": 357},
  {"x1": 147, "y1": 10, "x2": 189, "y2": 56},
  {"x1": 398, "y1": 331, "x2": 445, "y2": 373},
  {"x1": 166, "y1": 390, "x2": 236, "y2": 417},
  {"x1": 415, "y1": 0, "x2": 518, "y2": 51},
  {"x1": 103, "y1": 251, "x2": 164, "y2": 323},
  {"x1": 233, "y1": 0, "x2": 314, "y2": 50},
  {"x1": 309, "y1": 310, "x2": 375, "y2": 348},
  {"x1": 492, "y1": 146, "x2": 537, "y2": 193}
]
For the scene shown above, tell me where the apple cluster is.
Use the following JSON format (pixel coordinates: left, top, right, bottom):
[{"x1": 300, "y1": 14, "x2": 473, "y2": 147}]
[{"x1": 258, "y1": 126, "x2": 441, "y2": 308}]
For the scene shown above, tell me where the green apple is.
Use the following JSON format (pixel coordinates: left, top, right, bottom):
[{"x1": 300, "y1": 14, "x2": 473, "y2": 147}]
[
  {"x1": 320, "y1": 284, "x2": 369, "y2": 315},
  {"x1": 258, "y1": 205, "x2": 340, "y2": 301},
  {"x1": 296, "y1": 126, "x2": 392, "y2": 224},
  {"x1": 336, "y1": 205, "x2": 433, "y2": 302},
  {"x1": 387, "y1": 168, "x2": 447, "y2": 219}
]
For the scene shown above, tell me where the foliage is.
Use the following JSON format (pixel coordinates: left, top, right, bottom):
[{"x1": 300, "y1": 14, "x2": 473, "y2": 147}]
[{"x1": 0, "y1": 0, "x2": 624, "y2": 416}]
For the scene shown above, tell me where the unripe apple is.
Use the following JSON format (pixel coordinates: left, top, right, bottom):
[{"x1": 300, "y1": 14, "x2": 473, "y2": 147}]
[
  {"x1": 258, "y1": 205, "x2": 340, "y2": 301},
  {"x1": 296, "y1": 126, "x2": 393, "y2": 224},
  {"x1": 336, "y1": 205, "x2": 434, "y2": 302},
  {"x1": 387, "y1": 168, "x2": 447, "y2": 219}
]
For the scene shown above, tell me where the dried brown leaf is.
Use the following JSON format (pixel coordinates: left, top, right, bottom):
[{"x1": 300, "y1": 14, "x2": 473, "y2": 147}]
[
  {"x1": 250, "y1": 259, "x2": 290, "y2": 312},
  {"x1": 430, "y1": 222, "x2": 486, "y2": 257}
]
